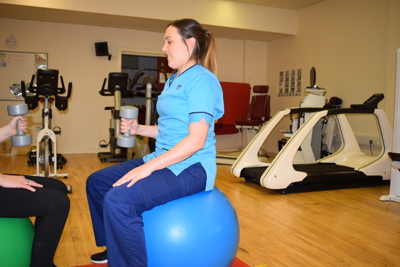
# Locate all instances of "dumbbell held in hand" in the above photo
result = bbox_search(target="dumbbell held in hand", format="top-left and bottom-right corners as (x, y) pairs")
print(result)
(117, 106), (139, 148)
(7, 104), (32, 147)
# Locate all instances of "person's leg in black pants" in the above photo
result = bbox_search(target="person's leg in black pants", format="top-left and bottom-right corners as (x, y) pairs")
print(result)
(0, 175), (70, 267)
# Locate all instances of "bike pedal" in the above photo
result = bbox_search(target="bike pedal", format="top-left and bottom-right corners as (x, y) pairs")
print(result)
(53, 126), (62, 135)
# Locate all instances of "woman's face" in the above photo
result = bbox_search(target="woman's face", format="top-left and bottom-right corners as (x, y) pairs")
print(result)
(162, 26), (195, 73)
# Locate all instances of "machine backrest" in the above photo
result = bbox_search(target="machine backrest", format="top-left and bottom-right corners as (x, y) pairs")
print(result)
(246, 85), (270, 121)
(215, 82), (251, 135)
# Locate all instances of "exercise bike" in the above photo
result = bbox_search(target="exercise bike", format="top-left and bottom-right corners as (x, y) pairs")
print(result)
(98, 70), (144, 162)
(21, 69), (72, 179)
(125, 70), (160, 159)
(98, 69), (165, 162)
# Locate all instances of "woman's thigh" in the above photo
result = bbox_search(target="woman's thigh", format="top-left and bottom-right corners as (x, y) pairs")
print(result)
(105, 162), (207, 216)
(86, 158), (146, 198)
(0, 183), (68, 218)
(27, 175), (68, 193)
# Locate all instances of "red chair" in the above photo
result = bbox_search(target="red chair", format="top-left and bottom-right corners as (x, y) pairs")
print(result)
(235, 85), (270, 132)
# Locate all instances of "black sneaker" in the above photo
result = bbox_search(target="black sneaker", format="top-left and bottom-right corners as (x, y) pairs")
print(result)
(90, 250), (108, 264)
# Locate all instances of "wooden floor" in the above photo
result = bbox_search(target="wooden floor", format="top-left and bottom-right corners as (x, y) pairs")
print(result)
(1, 153), (400, 267)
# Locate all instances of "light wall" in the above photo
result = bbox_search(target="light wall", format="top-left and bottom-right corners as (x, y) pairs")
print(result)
(0, 18), (266, 154)
(265, 0), (400, 153)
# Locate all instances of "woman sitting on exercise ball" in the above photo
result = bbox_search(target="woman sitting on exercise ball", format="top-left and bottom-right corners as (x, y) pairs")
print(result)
(0, 115), (70, 267)
(86, 18), (224, 266)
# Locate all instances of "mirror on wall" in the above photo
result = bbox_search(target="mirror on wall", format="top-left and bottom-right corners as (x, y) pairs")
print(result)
(0, 51), (48, 101)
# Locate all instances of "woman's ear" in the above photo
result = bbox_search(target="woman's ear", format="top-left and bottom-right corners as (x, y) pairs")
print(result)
(186, 37), (196, 51)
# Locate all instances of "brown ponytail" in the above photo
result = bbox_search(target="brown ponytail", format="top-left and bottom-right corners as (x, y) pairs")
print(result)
(168, 19), (218, 75)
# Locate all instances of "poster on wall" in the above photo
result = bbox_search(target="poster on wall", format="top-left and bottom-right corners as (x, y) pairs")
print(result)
(278, 68), (302, 97)
(0, 51), (48, 101)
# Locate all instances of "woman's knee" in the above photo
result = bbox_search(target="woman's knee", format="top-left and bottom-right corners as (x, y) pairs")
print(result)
(104, 187), (146, 217)
(43, 190), (70, 216)
(104, 187), (127, 206)
(86, 170), (104, 192)
(54, 190), (70, 210)
(49, 179), (69, 194)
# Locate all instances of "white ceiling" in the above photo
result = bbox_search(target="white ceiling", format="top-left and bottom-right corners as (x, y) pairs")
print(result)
(0, 0), (325, 42)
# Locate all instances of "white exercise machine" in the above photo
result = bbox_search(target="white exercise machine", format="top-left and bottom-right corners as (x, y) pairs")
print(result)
(283, 67), (330, 163)
(21, 69), (72, 179)
(380, 48), (400, 203)
(231, 93), (392, 194)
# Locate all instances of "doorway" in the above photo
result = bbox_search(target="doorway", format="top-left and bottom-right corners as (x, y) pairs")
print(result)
(120, 52), (173, 126)
(120, 54), (172, 106)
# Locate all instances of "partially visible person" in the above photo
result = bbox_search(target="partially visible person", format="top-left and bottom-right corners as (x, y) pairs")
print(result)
(86, 18), (224, 267)
(0, 115), (70, 267)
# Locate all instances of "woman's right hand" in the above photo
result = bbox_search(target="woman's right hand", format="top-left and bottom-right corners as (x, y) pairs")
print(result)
(8, 116), (28, 136)
(121, 118), (138, 135)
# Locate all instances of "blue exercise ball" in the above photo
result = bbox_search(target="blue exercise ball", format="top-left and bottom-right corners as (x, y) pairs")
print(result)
(143, 187), (240, 267)
(0, 217), (35, 267)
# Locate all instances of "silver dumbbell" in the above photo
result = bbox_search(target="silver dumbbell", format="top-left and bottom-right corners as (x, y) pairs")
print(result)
(7, 104), (32, 147)
(117, 106), (139, 148)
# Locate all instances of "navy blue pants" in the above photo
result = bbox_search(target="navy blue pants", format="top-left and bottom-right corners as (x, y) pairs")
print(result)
(86, 158), (207, 267)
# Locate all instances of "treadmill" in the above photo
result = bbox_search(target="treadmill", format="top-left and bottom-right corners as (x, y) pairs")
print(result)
(232, 94), (392, 194)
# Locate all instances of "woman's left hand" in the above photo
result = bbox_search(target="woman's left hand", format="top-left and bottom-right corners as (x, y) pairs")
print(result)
(113, 165), (152, 188)
(0, 174), (43, 192)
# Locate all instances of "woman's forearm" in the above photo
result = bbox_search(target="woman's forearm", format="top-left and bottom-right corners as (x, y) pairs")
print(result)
(135, 125), (159, 139)
(0, 125), (12, 143)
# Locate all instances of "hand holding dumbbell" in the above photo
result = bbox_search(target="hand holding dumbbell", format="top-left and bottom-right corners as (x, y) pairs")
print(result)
(117, 106), (139, 148)
(7, 104), (32, 147)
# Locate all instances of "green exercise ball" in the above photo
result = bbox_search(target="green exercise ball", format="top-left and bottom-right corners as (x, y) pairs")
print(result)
(0, 217), (35, 267)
